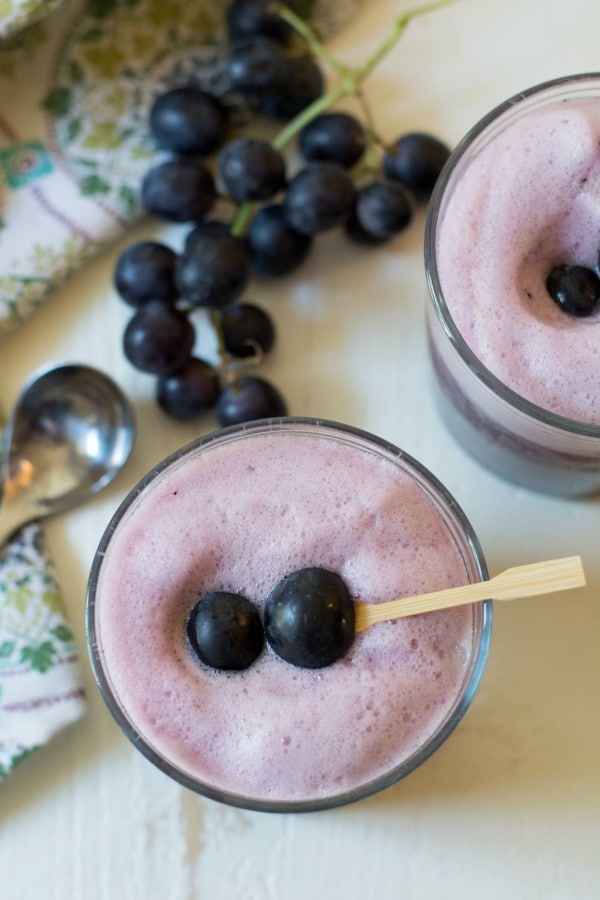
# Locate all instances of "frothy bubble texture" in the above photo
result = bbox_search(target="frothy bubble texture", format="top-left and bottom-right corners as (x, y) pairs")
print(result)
(437, 97), (600, 424)
(95, 431), (476, 803)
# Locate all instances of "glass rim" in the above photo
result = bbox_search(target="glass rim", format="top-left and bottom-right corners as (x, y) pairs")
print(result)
(86, 416), (493, 813)
(424, 71), (600, 440)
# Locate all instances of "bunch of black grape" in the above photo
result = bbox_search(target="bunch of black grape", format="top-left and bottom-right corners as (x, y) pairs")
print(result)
(114, 0), (451, 427)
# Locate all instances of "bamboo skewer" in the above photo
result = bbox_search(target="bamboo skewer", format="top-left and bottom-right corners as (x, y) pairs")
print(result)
(354, 555), (586, 633)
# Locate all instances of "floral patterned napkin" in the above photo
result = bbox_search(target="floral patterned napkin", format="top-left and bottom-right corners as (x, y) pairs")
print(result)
(0, 0), (69, 40)
(0, 0), (360, 339)
(0, 410), (86, 781)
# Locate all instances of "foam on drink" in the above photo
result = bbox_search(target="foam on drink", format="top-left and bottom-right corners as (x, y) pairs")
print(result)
(92, 426), (485, 805)
(436, 96), (600, 424)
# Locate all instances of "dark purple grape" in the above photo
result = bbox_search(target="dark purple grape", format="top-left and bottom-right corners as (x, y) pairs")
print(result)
(176, 231), (250, 308)
(283, 163), (355, 235)
(156, 357), (221, 419)
(220, 302), (275, 357)
(224, 36), (287, 96)
(546, 264), (600, 317)
(226, 0), (293, 44)
(259, 54), (324, 120)
(218, 137), (286, 202)
(247, 203), (312, 276)
(141, 159), (215, 223)
(264, 567), (355, 668)
(346, 180), (413, 244)
(187, 591), (264, 670)
(114, 241), (178, 306)
(184, 220), (232, 247)
(216, 376), (287, 426)
(123, 301), (195, 375)
(383, 132), (451, 199)
(299, 112), (366, 168)
(149, 87), (228, 156)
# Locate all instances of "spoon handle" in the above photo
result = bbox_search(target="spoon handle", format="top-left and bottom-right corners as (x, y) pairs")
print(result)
(354, 556), (586, 632)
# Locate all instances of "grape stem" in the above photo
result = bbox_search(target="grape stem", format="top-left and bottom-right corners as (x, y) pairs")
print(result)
(230, 0), (458, 236)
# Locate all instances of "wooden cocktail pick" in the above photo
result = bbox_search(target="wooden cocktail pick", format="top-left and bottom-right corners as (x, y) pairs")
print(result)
(354, 555), (586, 633)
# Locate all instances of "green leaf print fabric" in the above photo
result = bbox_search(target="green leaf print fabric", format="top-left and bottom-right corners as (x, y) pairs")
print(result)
(0, 520), (86, 781)
(0, 0), (360, 339)
(0, 410), (86, 781)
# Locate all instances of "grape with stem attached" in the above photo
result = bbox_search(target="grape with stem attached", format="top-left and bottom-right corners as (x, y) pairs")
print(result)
(115, 0), (457, 428)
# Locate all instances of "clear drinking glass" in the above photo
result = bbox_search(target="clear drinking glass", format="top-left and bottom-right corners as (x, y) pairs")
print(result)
(425, 73), (600, 496)
(87, 418), (492, 812)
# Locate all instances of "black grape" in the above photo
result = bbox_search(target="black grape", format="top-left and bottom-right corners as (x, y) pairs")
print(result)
(187, 591), (264, 671)
(156, 357), (221, 419)
(546, 265), (600, 317)
(383, 132), (451, 199)
(218, 138), (286, 202)
(176, 231), (251, 308)
(141, 159), (215, 223)
(216, 376), (287, 426)
(299, 112), (366, 168)
(346, 180), (413, 244)
(114, 241), (179, 306)
(149, 87), (229, 156)
(259, 54), (324, 120)
(220, 302), (276, 357)
(283, 163), (355, 234)
(264, 567), (355, 668)
(224, 36), (287, 96)
(123, 301), (195, 375)
(247, 203), (312, 276)
(226, 0), (293, 44)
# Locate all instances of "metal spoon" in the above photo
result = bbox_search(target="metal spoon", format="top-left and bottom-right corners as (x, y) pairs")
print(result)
(0, 363), (136, 548)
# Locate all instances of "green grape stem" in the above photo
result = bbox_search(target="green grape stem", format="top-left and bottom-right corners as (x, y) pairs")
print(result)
(230, 0), (458, 236)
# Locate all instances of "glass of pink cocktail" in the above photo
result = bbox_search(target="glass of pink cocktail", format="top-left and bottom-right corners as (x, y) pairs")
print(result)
(87, 418), (491, 812)
(425, 73), (600, 496)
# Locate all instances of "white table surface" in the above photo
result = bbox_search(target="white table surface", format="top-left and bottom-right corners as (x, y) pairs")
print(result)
(1, 1), (599, 897)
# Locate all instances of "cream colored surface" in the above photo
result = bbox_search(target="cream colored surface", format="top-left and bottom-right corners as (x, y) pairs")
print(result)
(1, 1), (599, 897)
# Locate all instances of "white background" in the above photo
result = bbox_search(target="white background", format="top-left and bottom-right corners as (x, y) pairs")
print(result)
(1, 0), (599, 897)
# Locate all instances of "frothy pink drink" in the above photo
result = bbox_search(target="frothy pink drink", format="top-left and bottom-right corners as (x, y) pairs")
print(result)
(426, 74), (600, 495)
(437, 96), (600, 424)
(88, 420), (490, 811)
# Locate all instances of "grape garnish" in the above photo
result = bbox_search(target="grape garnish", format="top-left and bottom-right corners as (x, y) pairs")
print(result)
(114, 0), (457, 427)
(546, 264), (600, 317)
(187, 591), (264, 670)
(187, 567), (356, 672)
(264, 567), (355, 668)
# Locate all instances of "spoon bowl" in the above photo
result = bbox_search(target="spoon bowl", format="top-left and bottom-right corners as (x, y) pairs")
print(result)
(0, 363), (136, 546)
